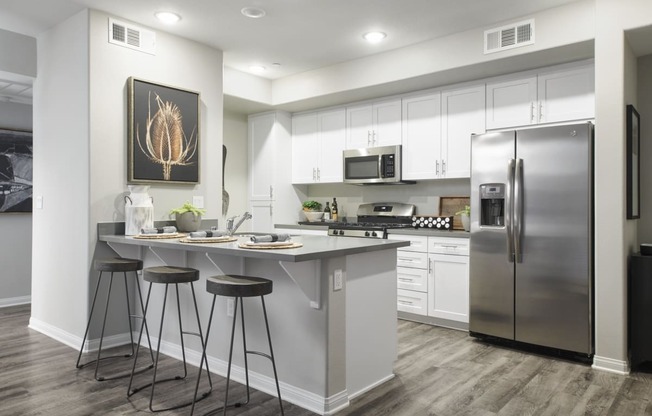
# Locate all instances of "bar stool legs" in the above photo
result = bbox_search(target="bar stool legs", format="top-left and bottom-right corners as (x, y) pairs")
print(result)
(76, 263), (154, 381)
(128, 267), (213, 413)
(191, 276), (284, 416)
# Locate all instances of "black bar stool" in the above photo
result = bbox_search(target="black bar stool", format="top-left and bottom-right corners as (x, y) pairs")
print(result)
(128, 265), (213, 412)
(76, 257), (154, 381)
(191, 275), (284, 416)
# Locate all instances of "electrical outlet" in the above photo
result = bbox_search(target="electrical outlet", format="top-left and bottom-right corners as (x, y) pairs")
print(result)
(227, 298), (235, 317)
(333, 269), (343, 291)
(192, 196), (204, 209)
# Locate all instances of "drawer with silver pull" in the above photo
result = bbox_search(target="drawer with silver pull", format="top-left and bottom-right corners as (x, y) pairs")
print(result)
(428, 237), (469, 256)
(396, 251), (428, 269)
(397, 266), (428, 292)
(397, 289), (428, 315)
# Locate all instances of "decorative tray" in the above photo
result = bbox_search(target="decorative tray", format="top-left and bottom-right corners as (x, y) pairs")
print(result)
(179, 237), (237, 244)
(132, 233), (185, 239)
(238, 242), (303, 250)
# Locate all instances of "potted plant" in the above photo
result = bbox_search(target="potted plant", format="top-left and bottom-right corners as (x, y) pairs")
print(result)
(170, 202), (206, 232)
(456, 205), (471, 232)
(302, 200), (324, 222)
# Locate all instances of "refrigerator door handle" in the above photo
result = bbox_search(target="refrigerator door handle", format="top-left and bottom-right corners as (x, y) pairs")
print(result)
(514, 158), (524, 263)
(506, 159), (515, 262)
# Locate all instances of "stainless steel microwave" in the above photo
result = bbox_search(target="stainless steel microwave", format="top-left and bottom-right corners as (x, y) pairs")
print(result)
(343, 145), (414, 185)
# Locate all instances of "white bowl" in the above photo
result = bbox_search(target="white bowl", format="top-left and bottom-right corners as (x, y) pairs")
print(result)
(303, 211), (324, 222)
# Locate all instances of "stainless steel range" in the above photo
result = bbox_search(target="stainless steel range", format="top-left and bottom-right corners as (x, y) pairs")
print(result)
(328, 202), (415, 238)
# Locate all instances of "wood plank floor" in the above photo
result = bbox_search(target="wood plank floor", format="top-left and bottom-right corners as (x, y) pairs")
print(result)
(2, 304), (651, 415)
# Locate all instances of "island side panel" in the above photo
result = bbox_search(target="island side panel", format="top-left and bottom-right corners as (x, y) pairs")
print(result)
(345, 248), (398, 398)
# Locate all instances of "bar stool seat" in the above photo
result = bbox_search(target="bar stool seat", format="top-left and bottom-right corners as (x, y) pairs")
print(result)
(76, 257), (153, 381)
(128, 265), (212, 412)
(191, 275), (283, 415)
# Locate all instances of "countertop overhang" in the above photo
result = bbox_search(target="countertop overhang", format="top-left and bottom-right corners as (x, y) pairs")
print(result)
(99, 233), (410, 262)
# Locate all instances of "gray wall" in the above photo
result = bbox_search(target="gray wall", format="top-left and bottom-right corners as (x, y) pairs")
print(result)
(0, 101), (32, 307)
(637, 54), (652, 244)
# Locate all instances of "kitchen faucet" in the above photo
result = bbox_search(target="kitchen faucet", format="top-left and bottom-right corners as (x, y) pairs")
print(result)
(226, 212), (252, 235)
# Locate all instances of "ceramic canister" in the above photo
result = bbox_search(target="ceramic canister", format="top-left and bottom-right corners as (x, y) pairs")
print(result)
(125, 185), (154, 235)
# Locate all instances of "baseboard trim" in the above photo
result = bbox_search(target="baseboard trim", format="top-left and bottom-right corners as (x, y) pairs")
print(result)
(27, 323), (355, 415)
(592, 355), (630, 375)
(0, 295), (31, 308)
(348, 373), (394, 400)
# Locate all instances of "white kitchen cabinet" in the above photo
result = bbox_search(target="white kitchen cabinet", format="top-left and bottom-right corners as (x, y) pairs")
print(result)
(486, 61), (594, 130)
(346, 98), (402, 149)
(402, 85), (483, 180)
(401, 92), (441, 180)
(537, 64), (595, 124)
(249, 111), (302, 233)
(441, 84), (485, 179)
(292, 108), (346, 184)
(427, 237), (469, 324)
(389, 234), (469, 324)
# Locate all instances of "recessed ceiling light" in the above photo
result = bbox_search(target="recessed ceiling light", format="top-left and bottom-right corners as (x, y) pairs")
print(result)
(363, 32), (387, 43)
(250, 65), (266, 73)
(241, 7), (266, 19)
(155, 11), (181, 24)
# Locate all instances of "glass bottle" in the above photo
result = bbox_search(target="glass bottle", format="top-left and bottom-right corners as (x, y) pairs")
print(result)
(323, 202), (331, 220)
(331, 198), (338, 221)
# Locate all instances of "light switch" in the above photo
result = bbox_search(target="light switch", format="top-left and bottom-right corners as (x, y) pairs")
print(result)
(192, 196), (204, 208)
(36, 196), (43, 209)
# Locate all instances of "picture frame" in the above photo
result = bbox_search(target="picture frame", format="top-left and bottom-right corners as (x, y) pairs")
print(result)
(627, 104), (640, 219)
(0, 128), (32, 213)
(128, 77), (200, 184)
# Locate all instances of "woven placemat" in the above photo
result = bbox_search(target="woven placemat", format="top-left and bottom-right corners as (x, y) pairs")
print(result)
(132, 233), (185, 239)
(238, 242), (303, 250)
(179, 237), (237, 244)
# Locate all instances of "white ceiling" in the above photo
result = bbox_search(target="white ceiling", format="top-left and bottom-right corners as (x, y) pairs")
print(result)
(1, 0), (584, 82)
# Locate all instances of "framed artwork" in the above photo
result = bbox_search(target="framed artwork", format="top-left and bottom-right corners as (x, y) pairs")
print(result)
(128, 77), (200, 184)
(0, 128), (32, 213)
(627, 104), (640, 219)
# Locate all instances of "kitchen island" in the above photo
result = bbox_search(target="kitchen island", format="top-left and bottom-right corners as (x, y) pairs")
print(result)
(99, 229), (409, 415)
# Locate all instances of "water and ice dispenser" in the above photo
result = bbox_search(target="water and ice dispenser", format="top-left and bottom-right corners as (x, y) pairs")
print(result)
(479, 184), (505, 227)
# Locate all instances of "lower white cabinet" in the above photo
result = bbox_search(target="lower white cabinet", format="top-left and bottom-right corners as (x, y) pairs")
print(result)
(389, 234), (469, 325)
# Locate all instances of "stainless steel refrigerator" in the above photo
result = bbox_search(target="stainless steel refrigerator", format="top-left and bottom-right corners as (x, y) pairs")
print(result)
(469, 122), (593, 356)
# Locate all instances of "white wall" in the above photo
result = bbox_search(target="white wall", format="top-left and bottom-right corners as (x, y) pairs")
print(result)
(30, 8), (224, 346)
(0, 27), (36, 79)
(0, 101), (32, 307)
(592, 0), (652, 374)
(223, 110), (249, 227)
(31, 9), (90, 338)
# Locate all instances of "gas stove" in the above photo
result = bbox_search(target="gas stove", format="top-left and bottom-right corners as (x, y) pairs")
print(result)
(327, 202), (416, 239)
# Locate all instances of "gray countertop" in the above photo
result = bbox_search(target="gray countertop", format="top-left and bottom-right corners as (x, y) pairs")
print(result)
(99, 233), (410, 262)
(275, 223), (469, 238)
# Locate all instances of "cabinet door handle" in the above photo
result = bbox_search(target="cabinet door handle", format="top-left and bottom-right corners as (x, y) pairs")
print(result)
(317, 167), (320, 181)
(367, 131), (371, 146)
(398, 299), (414, 306)
(398, 277), (414, 282)
(269, 204), (273, 216)
(436, 160), (440, 176)
(530, 102), (535, 123)
(312, 167), (316, 181)
(373, 130), (377, 146)
(442, 160), (446, 176)
(539, 102), (543, 121)
(269, 186), (273, 199)
(428, 259), (433, 274)
(398, 257), (417, 262)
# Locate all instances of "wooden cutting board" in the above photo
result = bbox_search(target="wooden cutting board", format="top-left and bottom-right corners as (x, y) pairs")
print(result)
(439, 197), (470, 230)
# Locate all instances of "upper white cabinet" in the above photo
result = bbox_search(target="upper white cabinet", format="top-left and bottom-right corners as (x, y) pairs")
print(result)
(346, 98), (402, 149)
(401, 92), (441, 180)
(486, 61), (594, 130)
(292, 108), (346, 184)
(441, 84), (485, 179)
(402, 84), (484, 180)
(249, 111), (301, 232)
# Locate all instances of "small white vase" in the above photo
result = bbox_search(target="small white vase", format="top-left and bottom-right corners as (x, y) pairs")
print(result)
(461, 214), (470, 232)
(125, 185), (154, 235)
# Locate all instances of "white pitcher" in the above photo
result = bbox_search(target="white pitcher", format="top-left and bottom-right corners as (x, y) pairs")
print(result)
(124, 185), (154, 235)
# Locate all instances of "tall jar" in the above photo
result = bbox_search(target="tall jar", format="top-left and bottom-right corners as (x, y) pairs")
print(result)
(124, 185), (154, 235)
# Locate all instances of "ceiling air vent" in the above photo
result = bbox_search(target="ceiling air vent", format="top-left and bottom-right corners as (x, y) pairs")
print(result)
(484, 19), (534, 54)
(108, 18), (156, 55)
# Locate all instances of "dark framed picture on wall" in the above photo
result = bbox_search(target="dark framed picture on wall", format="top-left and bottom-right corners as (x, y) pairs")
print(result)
(0, 128), (32, 213)
(627, 104), (640, 219)
(128, 77), (200, 184)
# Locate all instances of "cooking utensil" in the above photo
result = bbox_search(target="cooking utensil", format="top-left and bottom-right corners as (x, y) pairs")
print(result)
(222, 144), (229, 217)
